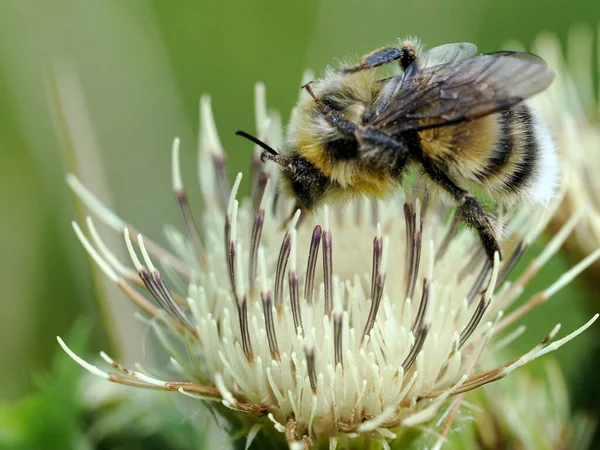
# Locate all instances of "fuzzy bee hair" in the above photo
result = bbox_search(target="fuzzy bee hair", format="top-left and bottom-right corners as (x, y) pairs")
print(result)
(237, 38), (556, 261)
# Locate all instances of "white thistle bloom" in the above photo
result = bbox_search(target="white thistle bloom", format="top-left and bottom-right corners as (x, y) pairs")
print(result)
(58, 83), (599, 449)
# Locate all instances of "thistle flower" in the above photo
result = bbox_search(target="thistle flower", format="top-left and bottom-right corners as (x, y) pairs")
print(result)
(58, 83), (599, 449)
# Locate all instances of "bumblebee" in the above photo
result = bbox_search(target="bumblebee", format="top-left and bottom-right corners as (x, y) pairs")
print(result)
(237, 40), (557, 261)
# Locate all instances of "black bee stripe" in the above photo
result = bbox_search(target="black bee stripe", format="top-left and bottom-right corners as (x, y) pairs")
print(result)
(324, 137), (359, 160)
(397, 129), (423, 178)
(478, 109), (514, 180)
(504, 105), (537, 193)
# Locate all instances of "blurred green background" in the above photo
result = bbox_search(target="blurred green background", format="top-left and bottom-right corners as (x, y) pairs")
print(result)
(1, 0), (600, 448)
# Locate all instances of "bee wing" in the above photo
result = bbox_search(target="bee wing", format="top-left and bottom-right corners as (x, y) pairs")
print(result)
(371, 52), (554, 133)
(417, 42), (478, 68)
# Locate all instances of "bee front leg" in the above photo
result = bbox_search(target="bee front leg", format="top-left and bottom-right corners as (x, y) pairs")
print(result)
(282, 203), (309, 230)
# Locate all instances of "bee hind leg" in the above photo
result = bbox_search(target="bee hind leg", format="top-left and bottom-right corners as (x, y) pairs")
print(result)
(455, 196), (502, 262)
(420, 156), (502, 262)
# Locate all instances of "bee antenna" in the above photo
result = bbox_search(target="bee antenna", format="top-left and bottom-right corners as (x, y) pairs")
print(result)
(235, 130), (279, 156)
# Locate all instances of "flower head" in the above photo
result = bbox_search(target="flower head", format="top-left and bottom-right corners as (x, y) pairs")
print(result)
(59, 82), (599, 449)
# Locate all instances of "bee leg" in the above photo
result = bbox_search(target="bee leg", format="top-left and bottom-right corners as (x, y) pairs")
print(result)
(342, 47), (404, 73)
(420, 157), (502, 262)
(282, 204), (309, 230)
(308, 94), (410, 167)
(302, 83), (359, 137)
(455, 196), (502, 262)
(342, 41), (419, 73)
(309, 96), (406, 154)
(355, 127), (410, 170)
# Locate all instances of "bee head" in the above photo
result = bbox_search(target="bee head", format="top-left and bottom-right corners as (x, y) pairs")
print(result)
(235, 130), (328, 210)
(280, 153), (330, 210)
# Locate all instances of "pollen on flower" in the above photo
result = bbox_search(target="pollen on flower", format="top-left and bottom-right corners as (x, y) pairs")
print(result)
(59, 82), (599, 449)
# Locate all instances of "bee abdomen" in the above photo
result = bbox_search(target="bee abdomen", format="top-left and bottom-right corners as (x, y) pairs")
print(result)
(478, 108), (514, 179)
(503, 105), (538, 192)
(479, 104), (557, 204)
